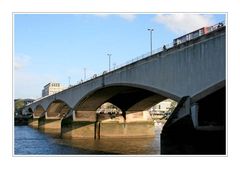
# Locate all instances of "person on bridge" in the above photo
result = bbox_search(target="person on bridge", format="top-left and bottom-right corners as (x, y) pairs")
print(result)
(163, 45), (167, 51)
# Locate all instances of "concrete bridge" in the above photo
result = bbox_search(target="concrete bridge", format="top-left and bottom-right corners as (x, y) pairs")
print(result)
(23, 26), (226, 153)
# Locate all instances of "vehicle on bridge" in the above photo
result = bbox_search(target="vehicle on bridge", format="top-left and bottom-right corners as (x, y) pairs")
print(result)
(173, 22), (224, 46)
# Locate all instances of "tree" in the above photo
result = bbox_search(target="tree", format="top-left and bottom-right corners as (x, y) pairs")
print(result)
(15, 99), (25, 115)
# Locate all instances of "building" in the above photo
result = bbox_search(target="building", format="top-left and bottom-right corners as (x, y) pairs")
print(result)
(96, 102), (122, 114)
(149, 99), (177, 115)
(42, 82), (65, 97)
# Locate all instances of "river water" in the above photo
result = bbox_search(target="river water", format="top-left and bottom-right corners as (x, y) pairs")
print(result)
(14, 124), (162, 155)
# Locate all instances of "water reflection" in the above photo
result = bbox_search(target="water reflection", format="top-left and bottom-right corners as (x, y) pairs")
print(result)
(57, 134), (160, 155)
(15, 124), (162, 155)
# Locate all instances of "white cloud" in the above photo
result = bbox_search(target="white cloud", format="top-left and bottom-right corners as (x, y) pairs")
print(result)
(14, 54), (31, 70)
(154, 14), (214, 34)
(118, 14), (136, 21)
(94, 14), (109, 18)
(95, 14), (136, 21)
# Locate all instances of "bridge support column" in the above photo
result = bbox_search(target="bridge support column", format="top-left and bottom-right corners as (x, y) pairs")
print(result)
(61, 110), (96, 139)
(38, 112), (62, 134)
(28, 118), (39, 129)
(98, 111), (155, 138)
(161, 92), (225, 154)
(161, 96), (196, 154)
(97, 113), (124, 138)
(191, 103), (199, 128)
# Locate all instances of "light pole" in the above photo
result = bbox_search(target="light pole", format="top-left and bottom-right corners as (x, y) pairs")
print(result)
(147, 28), (154, 56)
(107, 53), (111, 71)
(84, 68), (86, 81)
(113, 63), (116, 70)
(68, 76), (71, 86)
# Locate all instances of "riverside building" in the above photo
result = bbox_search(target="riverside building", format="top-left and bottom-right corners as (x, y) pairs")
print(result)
(42, 82), (65, 97)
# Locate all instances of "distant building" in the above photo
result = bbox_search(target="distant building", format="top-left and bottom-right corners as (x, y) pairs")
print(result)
(96, 102), (122, 114)
(149, 99), (177, 114)
(42, 82), (65, 97)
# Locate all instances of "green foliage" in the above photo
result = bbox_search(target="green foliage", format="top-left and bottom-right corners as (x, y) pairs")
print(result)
(15, 99), (25, 113)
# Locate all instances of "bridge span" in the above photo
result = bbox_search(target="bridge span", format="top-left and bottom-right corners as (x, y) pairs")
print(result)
(23, 25), (226, 154)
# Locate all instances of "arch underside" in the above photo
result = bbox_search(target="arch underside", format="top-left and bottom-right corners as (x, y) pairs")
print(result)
(46, 100), (71, 118)
(75, 86), (168, 114)
(32, 81), (225, 120)
(33, 105), (45, 117)
(191, 80), (225, 102)
(197, 86), (226, 126)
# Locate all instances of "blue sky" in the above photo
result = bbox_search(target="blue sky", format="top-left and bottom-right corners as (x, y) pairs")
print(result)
(14, 13), (225, 99)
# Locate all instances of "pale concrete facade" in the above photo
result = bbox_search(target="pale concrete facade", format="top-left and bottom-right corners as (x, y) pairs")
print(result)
(42, 82), (65, 97)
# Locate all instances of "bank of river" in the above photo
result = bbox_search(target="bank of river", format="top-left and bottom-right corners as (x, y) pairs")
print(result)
(14, 124), (162, 155)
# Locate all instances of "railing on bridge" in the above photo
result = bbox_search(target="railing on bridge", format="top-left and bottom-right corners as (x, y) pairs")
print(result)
(32, 21), (225, 103)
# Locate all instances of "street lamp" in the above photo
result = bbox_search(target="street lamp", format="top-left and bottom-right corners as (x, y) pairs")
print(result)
(68, 76), (71, 86)
(113, 63), (116, 70)
(84, 68), (86, 81)
(107, 53), (112, 71)
(147, 28), (154, 56)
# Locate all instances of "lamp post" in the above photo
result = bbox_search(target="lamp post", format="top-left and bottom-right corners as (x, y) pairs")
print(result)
(107, 53), (111, 71)
(147, 28), (154, 56)
(84, 68), (86, 81)
(113, 63), (116, 70)
(68, 76), (71, 86)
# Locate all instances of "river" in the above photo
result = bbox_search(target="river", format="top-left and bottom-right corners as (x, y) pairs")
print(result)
(14, 123), (162, 155)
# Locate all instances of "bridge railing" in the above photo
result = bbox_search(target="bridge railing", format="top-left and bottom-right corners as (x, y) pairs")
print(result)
(31, 21), (225, 103)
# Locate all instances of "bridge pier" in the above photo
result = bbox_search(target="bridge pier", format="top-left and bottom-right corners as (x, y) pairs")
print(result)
(61, 110), (155, 139)
(38, 112), (62, 134)
(161, 88), (225, 155)
(61, 110), (96, 139)
(28, 118), (39, 129)
(97, 111), (154, 138)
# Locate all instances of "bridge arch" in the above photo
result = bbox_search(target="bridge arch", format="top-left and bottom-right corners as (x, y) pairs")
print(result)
(96, 102), (124, 121)
(28, 107), (33, 114)
(73, 83), (178, 117)
(46, 99), (71, 118)
(33, 105), (45, 117)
